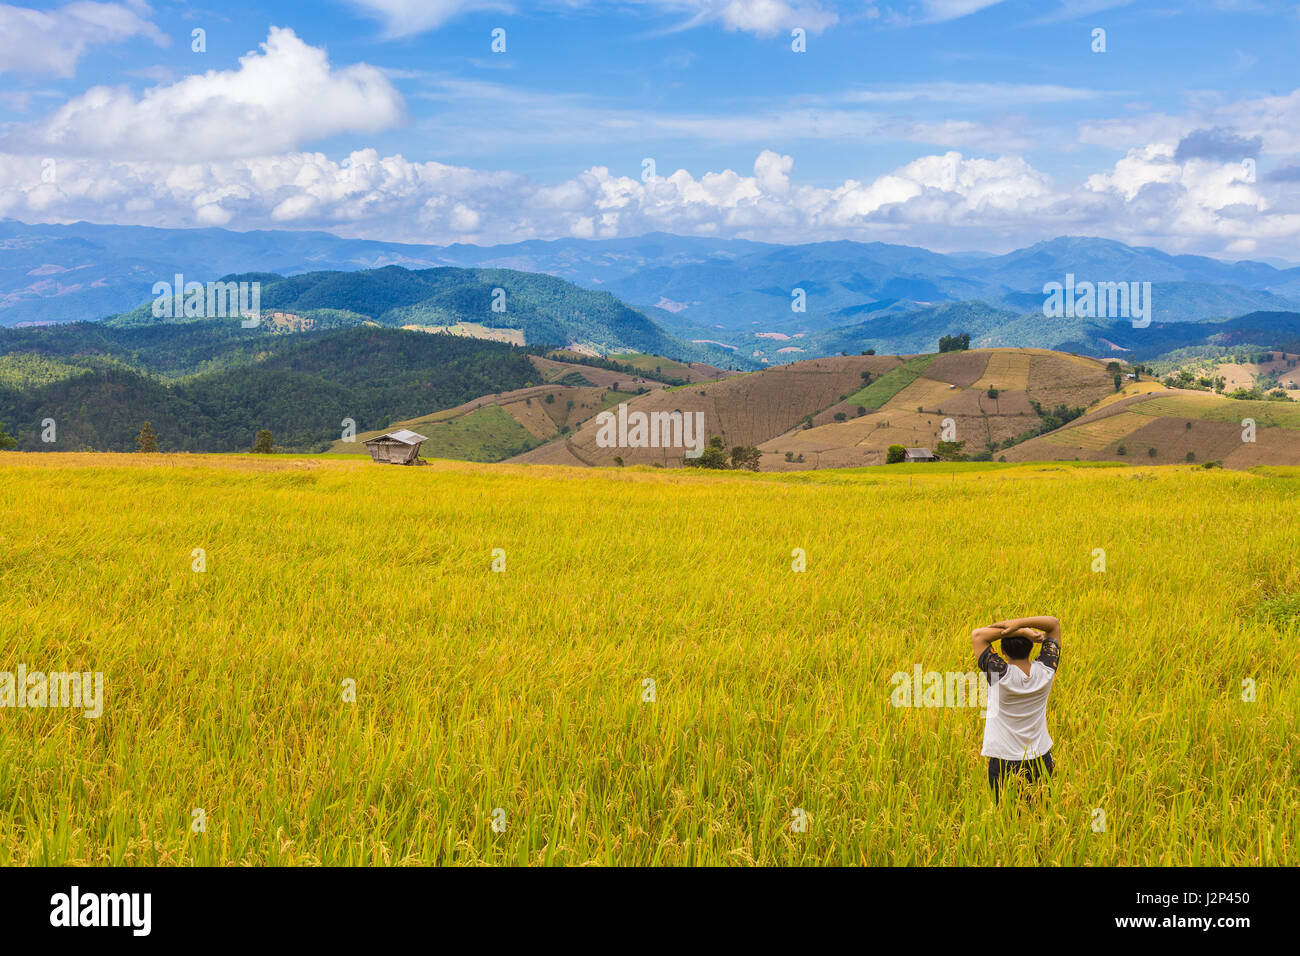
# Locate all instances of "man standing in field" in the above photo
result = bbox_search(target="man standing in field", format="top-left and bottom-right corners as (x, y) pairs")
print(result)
(970, 615), (1062, 802)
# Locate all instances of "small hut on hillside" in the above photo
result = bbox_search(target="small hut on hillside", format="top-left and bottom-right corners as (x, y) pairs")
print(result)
(363, 429), (428, 465)
(904, 447), (937, 463)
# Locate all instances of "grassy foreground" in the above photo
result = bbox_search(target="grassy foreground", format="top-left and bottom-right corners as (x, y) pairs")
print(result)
(0, 453), (1296, 866)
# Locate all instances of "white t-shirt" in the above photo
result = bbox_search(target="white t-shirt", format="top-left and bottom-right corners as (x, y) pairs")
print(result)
(980, 654), (1055, 760)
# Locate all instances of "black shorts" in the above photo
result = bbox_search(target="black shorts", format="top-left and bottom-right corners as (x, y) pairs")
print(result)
(988, 750), (1054, 801)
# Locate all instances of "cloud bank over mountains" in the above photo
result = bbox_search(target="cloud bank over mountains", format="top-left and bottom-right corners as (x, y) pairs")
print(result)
(1, 13), (1299, 258)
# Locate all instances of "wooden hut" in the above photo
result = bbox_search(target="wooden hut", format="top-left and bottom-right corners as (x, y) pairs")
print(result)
(904, 447), (937, 463)
(363, 429), (428, 465)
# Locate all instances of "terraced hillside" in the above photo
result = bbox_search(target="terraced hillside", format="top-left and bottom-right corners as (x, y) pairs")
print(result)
(757, 348), (1117, 470)
(511, 354), (902, 467)
(1006, 389), (1300, 468)
(507, 348), (1117, 469)
(329, 345), (1294, 471)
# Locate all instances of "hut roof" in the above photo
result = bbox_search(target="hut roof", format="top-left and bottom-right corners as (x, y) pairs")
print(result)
(364, 429), (428, 446)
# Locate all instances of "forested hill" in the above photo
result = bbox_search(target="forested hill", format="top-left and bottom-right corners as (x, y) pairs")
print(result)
(102, 264), (710, 361)
(0, 326), (539, 452)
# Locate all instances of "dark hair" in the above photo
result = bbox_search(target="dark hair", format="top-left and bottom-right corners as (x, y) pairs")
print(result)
(1001, 634), (1033, 661)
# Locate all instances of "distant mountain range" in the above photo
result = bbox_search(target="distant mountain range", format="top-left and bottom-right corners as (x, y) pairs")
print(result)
(5, 219), (1300, 364)
(100, 265), (710, 361)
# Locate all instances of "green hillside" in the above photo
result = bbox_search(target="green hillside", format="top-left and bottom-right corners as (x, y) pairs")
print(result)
(417, 404), (543, 462)
(101, 265), (703, 359)
(0, 327), (537, 453)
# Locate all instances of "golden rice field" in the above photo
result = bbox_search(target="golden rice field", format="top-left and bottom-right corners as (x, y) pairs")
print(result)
(0, 453), (1297, 866)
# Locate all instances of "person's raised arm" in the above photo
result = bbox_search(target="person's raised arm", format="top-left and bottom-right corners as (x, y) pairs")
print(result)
(990, 615), (1061, 644)
(970, 625), (1006, 653)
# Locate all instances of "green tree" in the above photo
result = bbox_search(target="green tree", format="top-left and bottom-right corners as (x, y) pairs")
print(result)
(730, 445), (761, 471)
(938, 332), (970, 353)
(252, 429), (274, 453)
(935, 440), (967, 461)
(886, 444), (906, 464)
(687, 435), (731, 469)
(136, 421), (158, 453)
(0, 422), (16, 450)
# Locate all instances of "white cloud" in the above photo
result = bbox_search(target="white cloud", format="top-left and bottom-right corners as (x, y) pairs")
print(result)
(753, 149), (793, 194)
(1079, 88), (1300, 159)
(844, 81), (1108, 107)
(890, 0), (1007, 24)
(342, 0), (837, 38)
(3, 136), (1300, 256)
(0, 1), (168, 77)
(12, 27), (404, 160)
(342, 0), (510, 37)
(1081, 142), (1300, 246)
(710, 0), (838, 34)
(1084, 143), (1181, 201)
(0, 147), (1065, 248)
(1025, 0), (1135, 26)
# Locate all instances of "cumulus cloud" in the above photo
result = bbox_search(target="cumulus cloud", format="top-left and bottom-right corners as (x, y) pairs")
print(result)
(1086, 143), (1262, 209)
(0, 1), (168, 77)
(10, 27), (404, 160)
(11, 140), (1300, 255)
(1082, 142), (1300, 248)
(0, 147), (1066, 248)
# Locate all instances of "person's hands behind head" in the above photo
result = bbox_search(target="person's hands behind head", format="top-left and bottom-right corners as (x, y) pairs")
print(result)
(999, 625), (1043, 642)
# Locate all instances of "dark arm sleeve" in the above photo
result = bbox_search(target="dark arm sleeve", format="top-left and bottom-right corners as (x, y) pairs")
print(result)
(978, 646), (1007, 685)
(1037, 636), (1061, 671)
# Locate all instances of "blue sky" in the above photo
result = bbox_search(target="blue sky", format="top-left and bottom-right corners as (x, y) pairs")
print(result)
(2, 1), (1299, 256)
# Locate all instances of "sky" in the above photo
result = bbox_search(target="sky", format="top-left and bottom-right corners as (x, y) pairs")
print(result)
(1, 0), (1299, 258)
